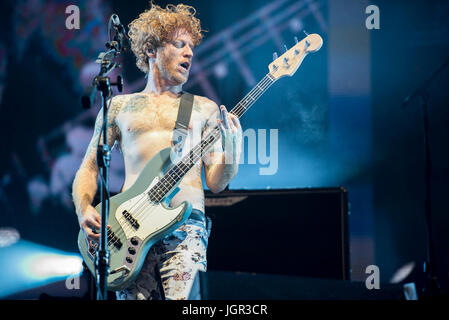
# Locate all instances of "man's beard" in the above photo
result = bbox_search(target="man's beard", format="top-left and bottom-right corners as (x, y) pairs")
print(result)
(161, 61), (189, 86)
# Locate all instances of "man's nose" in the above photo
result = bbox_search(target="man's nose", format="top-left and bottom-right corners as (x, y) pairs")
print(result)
(183, 46), (193, 59)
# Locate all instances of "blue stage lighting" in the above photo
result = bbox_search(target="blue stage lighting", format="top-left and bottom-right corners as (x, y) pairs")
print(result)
(0, 240), (83, 298)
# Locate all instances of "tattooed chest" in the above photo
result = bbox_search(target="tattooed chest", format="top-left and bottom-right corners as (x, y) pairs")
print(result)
(116, 112), (171, 136)
(116, 95), (178, 135)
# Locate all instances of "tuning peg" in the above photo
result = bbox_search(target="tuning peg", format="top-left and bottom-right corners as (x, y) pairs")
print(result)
(272, 52), (279, 69)
(303, 30), (309, 36)
(283, 45), (288, 52)
(294, 36), (299, 44)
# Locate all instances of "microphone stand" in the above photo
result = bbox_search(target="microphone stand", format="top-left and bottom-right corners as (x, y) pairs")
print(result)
(402, 55), (449, 298)
(81, 15), (125, 300)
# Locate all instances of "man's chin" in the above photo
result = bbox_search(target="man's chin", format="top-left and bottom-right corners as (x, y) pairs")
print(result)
(173, 74), (189, 86)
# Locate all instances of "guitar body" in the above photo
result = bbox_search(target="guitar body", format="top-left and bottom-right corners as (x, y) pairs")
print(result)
(78, 147), (192, 291)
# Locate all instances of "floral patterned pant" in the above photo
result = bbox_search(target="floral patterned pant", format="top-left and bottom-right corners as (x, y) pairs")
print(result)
(116, 210), (211, 300)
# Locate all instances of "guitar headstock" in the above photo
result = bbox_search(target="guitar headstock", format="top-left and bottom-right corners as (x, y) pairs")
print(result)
(268, 33), (323, 80)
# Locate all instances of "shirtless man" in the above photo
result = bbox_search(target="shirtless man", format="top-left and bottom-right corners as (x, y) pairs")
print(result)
(72, 4), (242, 300)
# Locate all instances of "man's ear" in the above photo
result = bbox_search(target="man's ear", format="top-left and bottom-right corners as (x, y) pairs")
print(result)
(146, 48), (156, 59)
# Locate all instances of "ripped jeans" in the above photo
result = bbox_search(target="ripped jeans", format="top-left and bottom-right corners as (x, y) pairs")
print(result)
(116, 209), (211, 300)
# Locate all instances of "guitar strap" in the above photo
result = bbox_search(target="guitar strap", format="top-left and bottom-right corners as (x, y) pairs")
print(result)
(172, 92), (194, 155)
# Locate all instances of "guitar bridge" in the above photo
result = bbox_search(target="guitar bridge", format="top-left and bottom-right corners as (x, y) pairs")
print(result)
(110, 265), (131, 275)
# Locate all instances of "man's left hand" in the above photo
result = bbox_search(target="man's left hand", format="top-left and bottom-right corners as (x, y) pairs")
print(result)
(218, 105), (243, 164)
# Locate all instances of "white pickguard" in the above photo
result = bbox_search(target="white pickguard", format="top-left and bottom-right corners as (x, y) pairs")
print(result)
(115, 177), (184, 240)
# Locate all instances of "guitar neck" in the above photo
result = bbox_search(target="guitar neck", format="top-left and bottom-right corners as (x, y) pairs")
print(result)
(229, 73), (276, 118)
(149, 73), (276, 201)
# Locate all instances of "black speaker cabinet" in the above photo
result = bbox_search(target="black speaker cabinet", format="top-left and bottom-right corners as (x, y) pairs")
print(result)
(196, 271), (404, 300)
(205, 188), (350, 280)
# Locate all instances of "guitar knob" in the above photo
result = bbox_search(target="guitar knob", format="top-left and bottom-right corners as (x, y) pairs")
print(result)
(128, 247), (136, 255)
(130, 237), (139, 246)
(126, 257), (133, 264)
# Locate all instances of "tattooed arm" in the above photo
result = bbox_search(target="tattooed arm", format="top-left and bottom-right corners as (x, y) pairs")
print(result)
(202, 100), (243, 193)
(72, 96), (123, 242)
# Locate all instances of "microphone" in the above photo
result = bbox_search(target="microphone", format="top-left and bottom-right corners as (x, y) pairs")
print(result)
(111, 14), (129, 43)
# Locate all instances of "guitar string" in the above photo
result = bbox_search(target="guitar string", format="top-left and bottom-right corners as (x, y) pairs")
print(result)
(113, 73), (274, 231)
(97, 73), (276, 251)
(122, 74), (275, 226)
(101, 74), (275, 251)
(112, 73), (276, 242)
(124, 73), (275, 223)
(115, 73), (274, 226)
(103, 81), (272, 251)
(102, 74), (275, 252)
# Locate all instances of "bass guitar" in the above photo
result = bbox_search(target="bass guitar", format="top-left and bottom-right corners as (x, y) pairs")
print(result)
(78, 33), (323, 290)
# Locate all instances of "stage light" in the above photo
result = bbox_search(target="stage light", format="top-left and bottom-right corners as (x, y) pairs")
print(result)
(289, 18), (303, 32)
(25, 254), (83, 280)
(0, 240), (83, 298)
(213, 62), (228, 79)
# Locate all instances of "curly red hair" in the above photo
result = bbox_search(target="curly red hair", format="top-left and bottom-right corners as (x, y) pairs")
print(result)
(128, 2), (204, 73)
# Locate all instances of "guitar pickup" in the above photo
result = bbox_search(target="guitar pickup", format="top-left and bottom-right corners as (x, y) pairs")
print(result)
(86, 229), (122, 255)
(107, 228), (123, 250)
(122, 210), (140, 230)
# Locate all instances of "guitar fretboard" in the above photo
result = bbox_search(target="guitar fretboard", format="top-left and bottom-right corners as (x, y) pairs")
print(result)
(148, 73), (276, 202)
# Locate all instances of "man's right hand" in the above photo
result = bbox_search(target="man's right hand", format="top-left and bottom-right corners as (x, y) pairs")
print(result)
(78, 205), (103, 243)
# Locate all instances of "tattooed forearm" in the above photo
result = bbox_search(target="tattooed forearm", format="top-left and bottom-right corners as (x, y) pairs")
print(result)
(86, 97), (123, 157)
(72, 96), (123, 214)
(83, 114), (102, 160)
(201, 100), (241, 193)
(204, 153), (238, 193)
